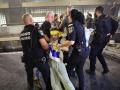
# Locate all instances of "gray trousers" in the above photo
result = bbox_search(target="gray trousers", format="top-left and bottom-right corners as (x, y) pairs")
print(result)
(49, 60), (75, 90)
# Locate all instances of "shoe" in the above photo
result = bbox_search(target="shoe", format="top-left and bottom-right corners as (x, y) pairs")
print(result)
(102, 69), (109, 74)
(86, 69), (95, 75)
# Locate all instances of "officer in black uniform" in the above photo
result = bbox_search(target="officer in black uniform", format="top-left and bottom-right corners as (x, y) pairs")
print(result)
(41, 12), (54, 42)
(20, 14), (52, 90)
(86, 6), (110, 75)
(59, 9), (87, 90)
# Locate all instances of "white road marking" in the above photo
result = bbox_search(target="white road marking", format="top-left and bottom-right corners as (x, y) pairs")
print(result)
(0, 51), (23, 55)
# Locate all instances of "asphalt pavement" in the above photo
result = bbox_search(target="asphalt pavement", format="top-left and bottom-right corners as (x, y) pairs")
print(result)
(0, 52), (120, 90)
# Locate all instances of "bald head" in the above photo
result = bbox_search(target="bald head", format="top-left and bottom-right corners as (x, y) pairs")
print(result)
(22, 14), (34, 25)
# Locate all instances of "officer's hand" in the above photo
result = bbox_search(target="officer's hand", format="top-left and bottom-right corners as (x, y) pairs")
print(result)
(60, 47), (69, 51)
(58, 44), (62, 48)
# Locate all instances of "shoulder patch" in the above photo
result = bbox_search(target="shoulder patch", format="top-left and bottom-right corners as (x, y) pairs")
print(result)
(38, 30), (44, 36)
(68, 23), (73, 27)
(68, 26), (74, 34)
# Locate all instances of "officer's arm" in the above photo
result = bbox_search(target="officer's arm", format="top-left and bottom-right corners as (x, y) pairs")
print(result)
(41, 22), (50, 42)
(44, 35), (50, 42)
(39, 38), (49, 50)
(60, 46), (69, 51)
(59, 40), (75, 47)
(59, 23), (75, 47)
(36, 29), (49, 50)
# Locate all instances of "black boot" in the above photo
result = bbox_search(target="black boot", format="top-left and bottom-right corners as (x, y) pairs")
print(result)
(102, 69), (109, 74)
(86, 69), (95, 75)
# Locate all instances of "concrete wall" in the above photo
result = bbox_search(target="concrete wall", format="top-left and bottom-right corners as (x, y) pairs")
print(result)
(0, 25), (23, 37)
(0, 25), (23, 52)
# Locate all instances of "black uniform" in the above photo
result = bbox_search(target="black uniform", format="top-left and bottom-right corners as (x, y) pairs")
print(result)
(66, 21), (87, 90)
(20, 24), (52, 90)
(89, 15), (111, 73)
(41, 21), (51, 39)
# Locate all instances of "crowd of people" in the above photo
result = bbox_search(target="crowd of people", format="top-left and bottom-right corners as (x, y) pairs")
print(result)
(20, 5), (118, 90)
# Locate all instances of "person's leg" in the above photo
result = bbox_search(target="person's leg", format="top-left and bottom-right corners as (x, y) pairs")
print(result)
(49, 61), (63, 90)
(56, 61), (75, 90)
(25, 62), (34, 89)
(76, 55), (86, 90)
(85, 46), (90, 59)
(89, 46), (98, 72)
(97, 46), (109, 73)
(37, 63), (52, 90)
(63, 51), (69, 63)
(66, 53), (77, 77)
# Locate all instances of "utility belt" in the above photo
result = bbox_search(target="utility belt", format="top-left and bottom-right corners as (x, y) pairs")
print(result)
(68, 44), (83, 58)
(74, 45), (83, 53)
(21, 55), (48, 64)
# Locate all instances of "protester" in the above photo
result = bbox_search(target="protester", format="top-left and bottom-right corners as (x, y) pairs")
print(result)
(49, 28), (75, 90)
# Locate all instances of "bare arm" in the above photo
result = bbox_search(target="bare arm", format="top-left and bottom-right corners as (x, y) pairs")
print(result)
(60, 47), (69, 51)
(44, 35), (50, 42)
(39, 38), (49, 50)
(59, 40), (75, 48)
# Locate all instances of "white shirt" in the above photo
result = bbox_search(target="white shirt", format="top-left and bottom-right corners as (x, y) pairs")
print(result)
(84, 27), (94, 47)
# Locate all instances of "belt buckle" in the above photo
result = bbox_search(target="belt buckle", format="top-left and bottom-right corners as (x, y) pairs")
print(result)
(41, 57), (46, 63)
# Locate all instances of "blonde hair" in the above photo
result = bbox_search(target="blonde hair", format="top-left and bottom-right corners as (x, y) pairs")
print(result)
(46, 11), (54, 18)
(22, 13), (32, 23)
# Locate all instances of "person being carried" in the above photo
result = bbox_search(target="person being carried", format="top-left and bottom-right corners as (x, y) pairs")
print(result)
(49, 28), (75, 90)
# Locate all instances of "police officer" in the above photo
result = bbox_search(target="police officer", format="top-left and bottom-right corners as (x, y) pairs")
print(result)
(86, 6), (110, 75)
(20, 14), (52, 90)
(41, 12), (54, 42)
(59, 9), (87, 90)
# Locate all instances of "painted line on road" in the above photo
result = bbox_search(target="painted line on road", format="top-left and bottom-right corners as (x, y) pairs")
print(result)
(0, 52), (23, 55)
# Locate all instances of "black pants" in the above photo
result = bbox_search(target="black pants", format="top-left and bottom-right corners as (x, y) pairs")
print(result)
(24, 61), (52, 90)
(89, 45), (108, 71)
(66, 52), (86, 90)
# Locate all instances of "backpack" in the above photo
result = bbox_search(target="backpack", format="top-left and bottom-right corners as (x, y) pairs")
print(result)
(110, 18), (119, 35)
(102, 16), (118, 36)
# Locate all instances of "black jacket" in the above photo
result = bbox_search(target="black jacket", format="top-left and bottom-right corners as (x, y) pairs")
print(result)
(92, 15), (112, 46)
(20, 24), (46, 61)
